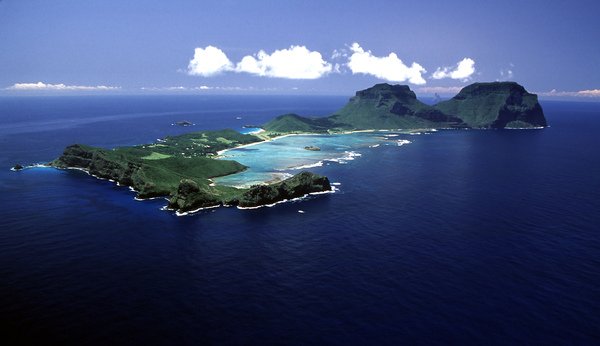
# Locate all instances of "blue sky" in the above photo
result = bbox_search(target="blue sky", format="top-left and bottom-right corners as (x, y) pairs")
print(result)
(1, 0), (599, 97)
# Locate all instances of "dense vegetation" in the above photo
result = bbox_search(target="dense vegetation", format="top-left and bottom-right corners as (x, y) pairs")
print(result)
(263, 114), (333, 134)
(50, 129), (332, 212)
(169, 171), (331, 212)
(263, 82), (546, 132)
(142, 129), (261, 157)
(435, 82), (547, 128)
(51, 130), (261, 198)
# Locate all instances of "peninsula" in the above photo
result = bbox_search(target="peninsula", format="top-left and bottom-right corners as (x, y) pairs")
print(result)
(49, 129), (332, 213)
(48, 82), (546, 214)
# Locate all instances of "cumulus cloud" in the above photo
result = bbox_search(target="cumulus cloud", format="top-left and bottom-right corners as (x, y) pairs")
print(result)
(235, 45), (332, 79)
(187, 45), (234, 76)
(185, 44), (480, 85)
(187, 45), (332, 79)
(416, 86), (463, 94)
(7, 82), (120, 91)
(346, 43), (426, 84)
(432, 58), (476, 81)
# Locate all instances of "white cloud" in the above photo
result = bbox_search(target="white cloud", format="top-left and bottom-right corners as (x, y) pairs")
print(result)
(141, 86), (189, 91)
(500, 69), (514, 79)
(187, 45), (234, 76)
(140, 85), (278, 92)
(432, 58), (476, 81)
(331, 49), (346, 60)
(6, 82), (120, 91)
(498, 64), (514, 81)
(333, 63), (341, 73)
(141, 86), (212, 91)
(346, 43), (426, 85)
(537, 89), (600, 98)
(235, 45), (332, 79)
(576, 89), (600, 97)
(187, 45), (333, 79)
(417, 86), (463, 94)
(184, 44), (480, 85)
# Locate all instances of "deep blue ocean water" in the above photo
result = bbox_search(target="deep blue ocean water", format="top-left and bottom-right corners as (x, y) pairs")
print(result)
(1, 95), (599, 345)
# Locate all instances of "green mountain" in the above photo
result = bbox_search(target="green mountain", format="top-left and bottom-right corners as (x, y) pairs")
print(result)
(263, 82), (547, 132)
(435, 82), (547, 128)
(263, 113), (333, 133)
(330, 83), (465, 129)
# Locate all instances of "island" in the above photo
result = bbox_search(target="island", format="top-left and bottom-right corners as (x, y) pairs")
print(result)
(46, 81), (546, 214)
(304, 146), (321, 151)
(263, 81), (547, 132)
(174, 120), (194, 126)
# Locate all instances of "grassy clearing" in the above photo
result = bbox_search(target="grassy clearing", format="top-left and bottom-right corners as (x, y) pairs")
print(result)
(141, 152), (172, 160)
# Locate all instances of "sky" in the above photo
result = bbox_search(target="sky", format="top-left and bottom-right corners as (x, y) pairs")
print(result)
(1, 0), (599, 97)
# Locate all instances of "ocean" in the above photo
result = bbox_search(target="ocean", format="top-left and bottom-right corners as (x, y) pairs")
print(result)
(1, 95), (599, 344)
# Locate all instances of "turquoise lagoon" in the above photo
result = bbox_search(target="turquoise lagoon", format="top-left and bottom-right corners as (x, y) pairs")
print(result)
(215, 131), (413, 187)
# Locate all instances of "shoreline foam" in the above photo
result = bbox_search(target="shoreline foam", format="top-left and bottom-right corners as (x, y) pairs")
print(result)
(235, 186), (337, 210)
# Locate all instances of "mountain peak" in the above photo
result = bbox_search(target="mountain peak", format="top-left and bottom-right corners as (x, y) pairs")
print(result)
(354, 83), (417, 101)
(454, 81), (528, 99)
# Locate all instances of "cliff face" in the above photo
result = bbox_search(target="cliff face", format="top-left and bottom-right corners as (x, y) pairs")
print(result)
(167, 179), (221, 212)
(50, 144), (157, 195)
(263, 82), (547, 131)
(434, 82), (547, 128)
(330, 83), (465, 129)
(49, 143), (246, 199)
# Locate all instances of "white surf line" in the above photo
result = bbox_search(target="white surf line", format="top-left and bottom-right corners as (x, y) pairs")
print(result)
(49, 166), (156, 201)
(236, 187), (337, 210)
(172, 187), (338, 216)
(216, 136), (283, 157)
(216, 129), (388, 157)
(285, 161), (324, 170)
(10, 163), (53, 171)
(174, 204), (221, 217)
(245, 128), (266, 135)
